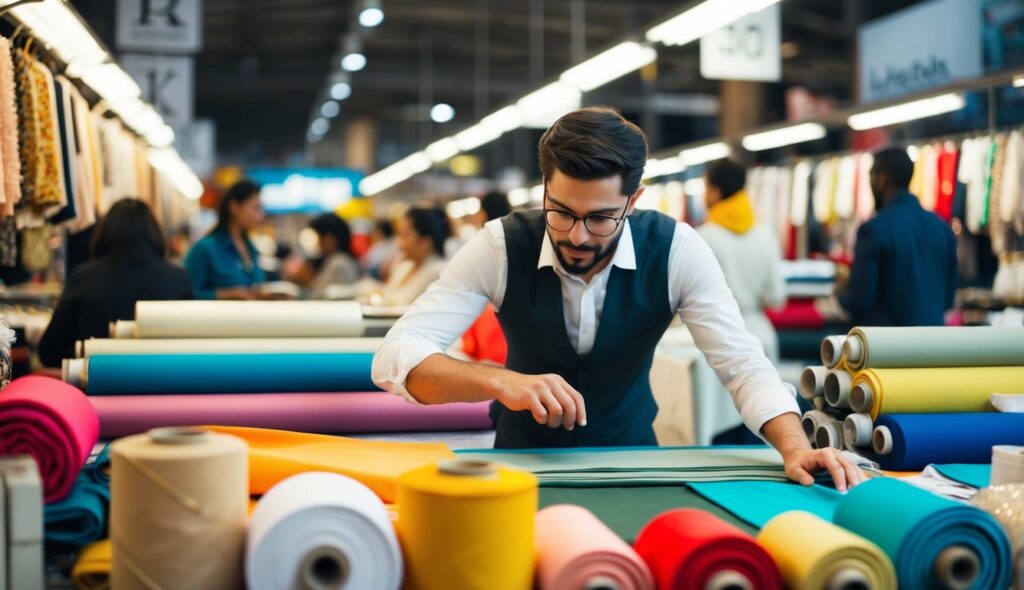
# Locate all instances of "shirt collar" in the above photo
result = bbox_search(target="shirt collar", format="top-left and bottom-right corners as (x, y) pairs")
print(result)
(538, 217), (637, 272)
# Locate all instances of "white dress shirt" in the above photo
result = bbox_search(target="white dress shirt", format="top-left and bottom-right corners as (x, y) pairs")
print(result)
(372, 217), (800, 436)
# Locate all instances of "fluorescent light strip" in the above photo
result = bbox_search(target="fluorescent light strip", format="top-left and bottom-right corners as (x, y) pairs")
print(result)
(742, 123), (827, 152)
(481, 105), (525, 134)
(426, 138), (459, 162)
(517, 82), (581, 128)
(847, 93), (966, 131)
(11, 1), (107, 70)
(560, 41), (657, 92)
(646, 0), (781, 47)
(643, 157), (685, 180)
(679, 142), (731, 166)
(1015, 76), (1024, 88)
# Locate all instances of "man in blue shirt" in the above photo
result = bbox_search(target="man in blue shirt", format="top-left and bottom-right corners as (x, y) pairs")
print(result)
(838, 148), (958, 326)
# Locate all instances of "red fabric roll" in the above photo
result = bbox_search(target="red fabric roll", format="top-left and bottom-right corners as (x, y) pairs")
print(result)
(633, 508), (782, 590)
(0, 376), (98, 503)
(764, 299), (824, 330)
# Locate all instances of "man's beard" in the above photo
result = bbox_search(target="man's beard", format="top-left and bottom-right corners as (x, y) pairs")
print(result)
(551, 230), (623, 276)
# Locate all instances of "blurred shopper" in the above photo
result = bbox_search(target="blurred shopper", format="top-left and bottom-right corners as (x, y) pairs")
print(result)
(308, 213), (360, 299)
(374, 207), (449, 306)
(360, 219), (397, 280)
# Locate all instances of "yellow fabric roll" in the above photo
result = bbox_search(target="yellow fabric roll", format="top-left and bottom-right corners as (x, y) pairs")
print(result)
(758, 511), (896, 590)
(205, 426), (454, 503)
(397, 460), (537, 590)
(853, 367), (1024, 419)
(72, 540), (111, 590)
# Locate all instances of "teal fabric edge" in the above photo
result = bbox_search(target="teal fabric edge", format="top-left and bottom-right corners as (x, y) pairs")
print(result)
(455, 444), (771, 454)
(931, 463), (992, 489)
(687, 481), (844, 529)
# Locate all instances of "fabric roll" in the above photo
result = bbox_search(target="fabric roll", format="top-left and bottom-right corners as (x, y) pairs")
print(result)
(78, 336), (384, 357)
(800, 366), (828, 400)
(992, 446), (1024, 486)
(815, 420), (844, 450)
(824, 370), (853, 409)
(845, 326), (1024, 371)
(833, 478), (1013, 590)
(133, 300), (364, 338)
(842, 413), (873, 449)
(801, 410), (833, 440)
(820, 336), (846, 369)
(535, 504), (654, 590)
(247, 472), (402, 590)
(89, 392), (492, 438)
(72, 539), (110, 590)
(758, 511), (896, 590)
(633, 508), (782, 590)
(869, 413), (1024, 471)
(74, 352), (376, 394)
(206, 426), (454, 503)
(851, 367), (1024, 419)
(111, 428), (249, 590)
(398, 460), (537, 590)
(0, 375), (99, 503)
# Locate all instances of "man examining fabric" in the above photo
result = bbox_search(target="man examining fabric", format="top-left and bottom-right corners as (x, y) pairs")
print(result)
(837, 148), (958, 326)
(373, 107), (864, 490)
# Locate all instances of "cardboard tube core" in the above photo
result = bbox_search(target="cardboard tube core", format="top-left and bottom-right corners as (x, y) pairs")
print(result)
(843, 336), (863, 364)
(850, 383), (874, 413)
(301, 546), (350, 590)
(704, 571), (753, 590)
(584, 576), (621, 590)
(826, 568), (871, 590)
(934, 546), (980, 590)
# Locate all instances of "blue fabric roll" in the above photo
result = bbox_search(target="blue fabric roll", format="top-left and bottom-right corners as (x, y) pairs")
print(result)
(85, 352), (377, 394)
(872, 413), (1024, 471)
(833, 478), (1012, 590)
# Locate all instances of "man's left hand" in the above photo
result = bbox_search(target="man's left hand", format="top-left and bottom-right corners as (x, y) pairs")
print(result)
(784, 447), (866, 492)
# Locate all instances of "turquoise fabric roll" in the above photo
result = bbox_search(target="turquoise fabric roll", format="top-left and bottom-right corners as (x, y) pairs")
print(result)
(44, 445), (111, 547)
(85, 353), (376, 394)
(833, 478), (1013, 590)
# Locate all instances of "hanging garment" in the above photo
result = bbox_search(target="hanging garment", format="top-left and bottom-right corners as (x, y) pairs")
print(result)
(0, 38), (21, 217)
(919, 144), (939, 212)
(988, 134), (1010, 256)
(981, 137), (998, 230)
(48, 77), (78, 226)
(960, 136), (993, 234)
(935, 144), (959, 222)
(855, 152), (876, 222)
(1000, 131), (1023, 228)
(789, 160), (811, 228)
(0, 216), (17, 267)
(812, 158), (837, 224)
(12, 48), (36, 206)
(20, 224), (51, 271)
(775, 166), (793, 254)
(67, 86), (96, 232)
(909, 147), (925, 199)
(27, 58), (66, 212)
(833, 154), (857, 220)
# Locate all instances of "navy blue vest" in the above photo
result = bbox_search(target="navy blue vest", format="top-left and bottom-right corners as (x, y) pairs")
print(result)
(494, 209), (677, 448)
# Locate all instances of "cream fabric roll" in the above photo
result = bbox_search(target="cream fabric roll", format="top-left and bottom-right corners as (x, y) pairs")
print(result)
(133, 301), (364, 338)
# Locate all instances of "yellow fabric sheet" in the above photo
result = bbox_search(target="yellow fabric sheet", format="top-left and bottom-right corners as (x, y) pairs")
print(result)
(852, 367), (1024, 419)
(72, 540), (110, 590)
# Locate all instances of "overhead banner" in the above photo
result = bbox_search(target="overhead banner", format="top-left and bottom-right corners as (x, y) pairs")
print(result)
(116, 0), (203, 53)
(121, 54), (194, 127)
(858, 0), (983, 103)
(700, 4), (781, 82)
(174, 119), (216, 179)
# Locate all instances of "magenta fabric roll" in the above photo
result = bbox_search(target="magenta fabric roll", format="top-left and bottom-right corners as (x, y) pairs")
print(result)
(0, 376), (99, 503)
(89, 392), (493, 438)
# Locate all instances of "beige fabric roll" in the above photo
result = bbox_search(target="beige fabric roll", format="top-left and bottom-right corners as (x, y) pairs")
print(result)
(133, 301), (364, 338)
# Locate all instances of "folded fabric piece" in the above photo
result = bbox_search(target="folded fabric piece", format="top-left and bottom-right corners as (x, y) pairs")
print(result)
(72, 539), (110, 590)
(687, 481), (842, 528)
(844, 326), (1024, 371)
(758, 511), (896, 590)
(455, 446), (788, 487)
(0, 375), (99, 503)
(931, 464), (992, 489)
(204, 426), (453, 503)
(852, 367), (1024, 419)
(902, 466), (985, 502)
(89, 392), (491, 438)
(993, 393), (1024, 413)
(535, 504), (654, 590)
(634, 508), (782, 590)
(869, 413), (1024, 470)
(44, 444), (111, 546)
(833, 478), (1013, 590)
(74, 352), (377, 395)
(538, 487), (755, 544)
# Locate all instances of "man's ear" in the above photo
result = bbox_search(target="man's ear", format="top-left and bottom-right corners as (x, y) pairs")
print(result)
(626, 185), (645, 215)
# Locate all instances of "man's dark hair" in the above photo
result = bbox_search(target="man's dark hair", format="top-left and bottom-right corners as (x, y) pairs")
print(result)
(705, 159), (747, 199)
(310, 213), (352, 255)
(375, 219), (393, 239)
(92, 198), (165, 262)
(538, 107), (649, 197)
(872, 147), (914, 189)
(480, 191), (512, 221)
(405, 206), (450, 256)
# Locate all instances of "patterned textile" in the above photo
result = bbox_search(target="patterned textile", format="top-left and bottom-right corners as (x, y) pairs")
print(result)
(20, 224), (51, 271)
(12, 47), (36, 205)
(28, 58), (65, 210)
(0, 38), (21, 216)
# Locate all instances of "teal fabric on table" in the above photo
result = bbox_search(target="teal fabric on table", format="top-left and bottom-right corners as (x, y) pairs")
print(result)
(455, 445), (788, 486)
(932, 464), (991, 489)
(85, 352), (376, 394)
(44, 444), (111, 547)
(833, 478), (1012, 590)
(687, 481), (842, 528)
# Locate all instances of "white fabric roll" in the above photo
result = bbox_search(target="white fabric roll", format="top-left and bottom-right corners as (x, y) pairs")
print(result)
(134, 301), (364, 338)
(247, 472), (402, 590)
(79, 337), (385, 357)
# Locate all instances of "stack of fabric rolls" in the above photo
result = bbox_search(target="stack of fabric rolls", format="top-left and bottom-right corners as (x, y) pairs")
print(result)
(60, 300), (491, 438)
(800, 326), (1024, 470)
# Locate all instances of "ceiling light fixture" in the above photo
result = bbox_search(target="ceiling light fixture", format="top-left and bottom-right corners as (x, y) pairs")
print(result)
(646, 0), (781, 47)
(847, 93), (966, 131)
(560, 41), (657, 92)
(741, 122), (827, 151)
(430, 103), (455, 123)
(321, 101), (341, 118)
(341, 52), (367, 72)
(679, 142), (731, 166)
(330, 82), (352, 100)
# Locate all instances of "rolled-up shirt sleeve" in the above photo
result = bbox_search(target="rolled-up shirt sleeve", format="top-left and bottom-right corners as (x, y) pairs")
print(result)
(669, 224), (800, 435)
(372, 221), (506, 401)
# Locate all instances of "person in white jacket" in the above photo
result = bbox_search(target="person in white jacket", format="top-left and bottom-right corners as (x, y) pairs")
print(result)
(698, 159), (786, 363)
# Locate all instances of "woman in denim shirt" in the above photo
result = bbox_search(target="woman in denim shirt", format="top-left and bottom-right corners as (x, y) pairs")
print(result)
(185, 180), (267, 299)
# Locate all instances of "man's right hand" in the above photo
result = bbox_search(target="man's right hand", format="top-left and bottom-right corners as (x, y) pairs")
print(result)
(492, 372), (587, 430)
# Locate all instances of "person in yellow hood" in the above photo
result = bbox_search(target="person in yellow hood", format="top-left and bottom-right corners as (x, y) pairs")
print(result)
(699, 158), (786, 362)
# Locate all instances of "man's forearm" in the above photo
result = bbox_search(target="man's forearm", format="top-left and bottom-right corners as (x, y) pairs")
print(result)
(761, 412), (811, 457)
(405, 353), (506, 404)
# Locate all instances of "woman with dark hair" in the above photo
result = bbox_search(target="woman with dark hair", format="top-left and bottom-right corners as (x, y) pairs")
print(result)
(185, 180), (266, 299)
(38, 199), (193, 367)
(308, 213), (359, 299)
(376, 206), (449, 306)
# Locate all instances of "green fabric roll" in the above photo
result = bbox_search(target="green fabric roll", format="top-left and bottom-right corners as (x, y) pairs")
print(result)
(846, 326), (1024, 371)
(538, 486), (756, 543)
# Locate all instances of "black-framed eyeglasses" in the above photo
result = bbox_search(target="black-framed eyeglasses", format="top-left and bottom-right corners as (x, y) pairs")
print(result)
(542, 189), (629, 237)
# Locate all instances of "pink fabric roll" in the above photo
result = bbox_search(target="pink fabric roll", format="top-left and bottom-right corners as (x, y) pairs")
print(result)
(89, 392), (493, 438)
(0, 376), (99, 503)
(536, 504), (655, 590)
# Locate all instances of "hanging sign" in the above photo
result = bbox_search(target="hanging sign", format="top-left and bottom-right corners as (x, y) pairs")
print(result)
(121, 54), (194, 127)
(700, 5), (782, 82)
(116, 0), (203, 53)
